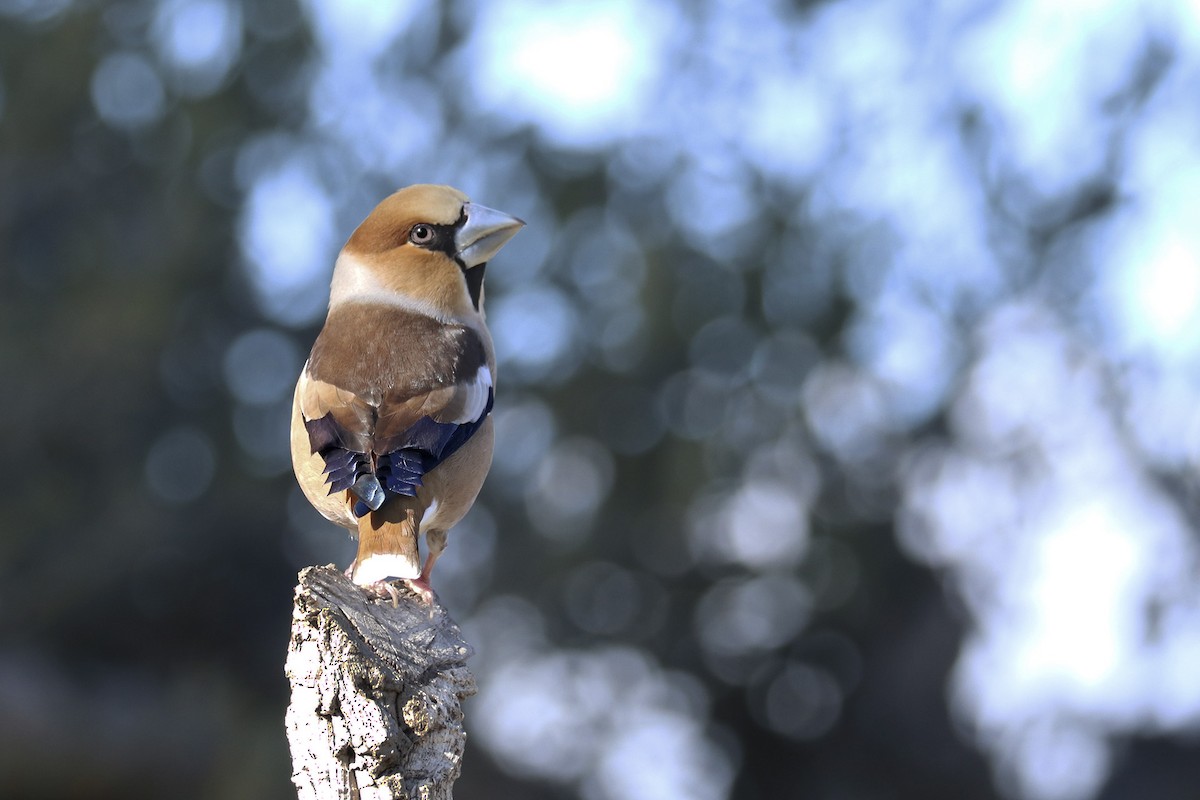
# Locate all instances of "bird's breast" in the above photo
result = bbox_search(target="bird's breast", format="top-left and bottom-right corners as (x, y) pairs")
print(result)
(308, 303), (490, 401)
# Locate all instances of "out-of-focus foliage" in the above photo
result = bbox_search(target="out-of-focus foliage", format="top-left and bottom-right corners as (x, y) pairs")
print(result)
(3, 1), (1200, 798)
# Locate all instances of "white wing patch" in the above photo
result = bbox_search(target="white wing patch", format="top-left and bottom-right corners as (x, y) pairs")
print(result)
(448, 364), (493, 424)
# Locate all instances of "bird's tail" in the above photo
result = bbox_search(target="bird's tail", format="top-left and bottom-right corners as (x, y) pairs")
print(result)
(350, 499), (422, 585)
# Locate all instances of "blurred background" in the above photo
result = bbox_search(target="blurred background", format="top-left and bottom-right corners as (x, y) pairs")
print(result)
(3, 0), (1200, 798)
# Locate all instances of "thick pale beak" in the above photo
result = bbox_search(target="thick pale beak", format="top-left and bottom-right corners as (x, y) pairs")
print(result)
(455, 202), (525, 268)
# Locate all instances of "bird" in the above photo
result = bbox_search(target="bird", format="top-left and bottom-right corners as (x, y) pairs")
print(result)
(290, 184), (523, 603)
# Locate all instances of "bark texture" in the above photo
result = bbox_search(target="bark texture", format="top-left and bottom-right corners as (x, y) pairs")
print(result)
(285, 565), (476, 800)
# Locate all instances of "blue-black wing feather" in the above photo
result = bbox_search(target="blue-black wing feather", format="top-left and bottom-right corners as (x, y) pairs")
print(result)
(308, 389), (493, 516)
(376, 389), (494, 499)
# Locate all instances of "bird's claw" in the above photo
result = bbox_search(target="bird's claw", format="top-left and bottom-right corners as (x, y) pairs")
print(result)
(403, 576), (436, 606)
(361, 577), (436, 608)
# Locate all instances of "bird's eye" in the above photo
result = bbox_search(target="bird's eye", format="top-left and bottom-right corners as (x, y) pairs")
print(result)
(409, 224), (435, 246)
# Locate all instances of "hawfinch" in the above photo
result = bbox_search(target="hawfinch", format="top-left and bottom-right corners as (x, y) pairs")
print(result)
(290, 184), (523, 601)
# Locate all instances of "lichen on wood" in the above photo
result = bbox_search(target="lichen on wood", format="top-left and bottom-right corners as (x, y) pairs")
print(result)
(285, 565), (476, 800)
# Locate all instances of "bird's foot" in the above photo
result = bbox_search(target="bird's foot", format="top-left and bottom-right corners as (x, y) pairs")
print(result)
(362, 579), (403, 607)
(359, 577), (436, 607)
(402, 576), (436, 606)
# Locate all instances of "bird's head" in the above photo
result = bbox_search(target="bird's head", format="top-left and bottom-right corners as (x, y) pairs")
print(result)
(330, 184), (524, 320)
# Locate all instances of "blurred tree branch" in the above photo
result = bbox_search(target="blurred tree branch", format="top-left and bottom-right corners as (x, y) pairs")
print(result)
(285, 566), (476, 800)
